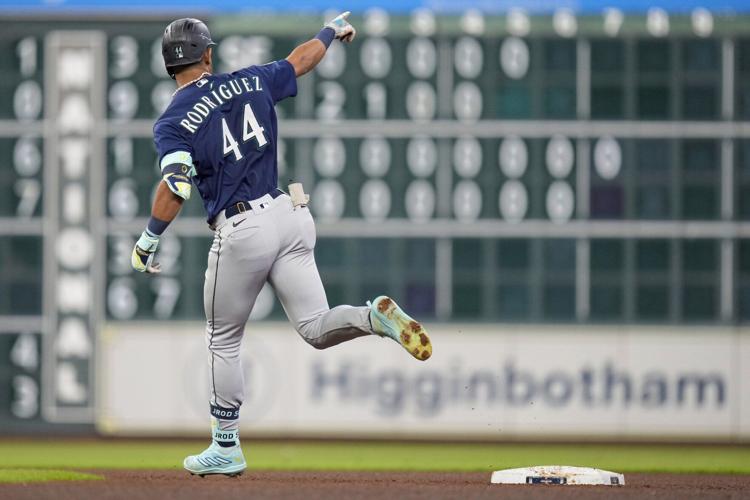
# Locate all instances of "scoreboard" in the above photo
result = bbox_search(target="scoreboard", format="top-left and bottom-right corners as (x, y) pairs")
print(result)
(0, 10), (749, 427)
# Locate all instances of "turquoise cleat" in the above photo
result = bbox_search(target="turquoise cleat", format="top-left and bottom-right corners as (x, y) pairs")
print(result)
(367, 295), (432, 361)
(183, 441), (247, 477)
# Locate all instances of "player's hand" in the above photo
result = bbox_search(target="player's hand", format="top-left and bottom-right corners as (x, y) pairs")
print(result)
(325, 11), (356, 43)
(131, 231), (162, 274)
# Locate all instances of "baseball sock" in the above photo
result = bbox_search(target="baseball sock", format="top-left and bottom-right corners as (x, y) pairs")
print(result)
(210, 404), (240, 447)
(211, 417), (239, 447)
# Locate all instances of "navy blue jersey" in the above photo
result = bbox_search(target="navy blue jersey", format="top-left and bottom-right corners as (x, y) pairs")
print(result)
(153, 60), (297, 222)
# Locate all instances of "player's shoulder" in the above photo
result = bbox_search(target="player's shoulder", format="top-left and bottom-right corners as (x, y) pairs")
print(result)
(229, 64), (259, 79)
(232, 59), (293, 78)
(155, 74), (215, 117)
(152, 112), (193, 154)
(153, 85), (199, 135)
(153, 106), (191, 141)
(153, 111), (180, 136)
(154, 93), (180, 125)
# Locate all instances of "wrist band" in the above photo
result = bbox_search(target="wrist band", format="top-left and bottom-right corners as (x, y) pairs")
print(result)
(315, 27), (335, 48)
(147, 216), (170, 236)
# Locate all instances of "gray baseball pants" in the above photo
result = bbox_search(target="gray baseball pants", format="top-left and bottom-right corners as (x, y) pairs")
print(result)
(203, 192), (373, 432)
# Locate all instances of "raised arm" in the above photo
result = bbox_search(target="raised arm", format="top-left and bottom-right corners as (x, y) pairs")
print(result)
(286, 39), (329, 78)
(286, 11), (356, 77)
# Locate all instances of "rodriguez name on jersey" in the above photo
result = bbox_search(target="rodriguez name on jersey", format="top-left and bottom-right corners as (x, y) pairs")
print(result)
(179, 76), (264, 134)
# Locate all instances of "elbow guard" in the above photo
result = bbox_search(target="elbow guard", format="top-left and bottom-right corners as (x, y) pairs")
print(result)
(160, 151), (195, 200)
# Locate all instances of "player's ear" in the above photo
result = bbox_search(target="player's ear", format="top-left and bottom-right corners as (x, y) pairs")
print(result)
(203, 47), (213, 70)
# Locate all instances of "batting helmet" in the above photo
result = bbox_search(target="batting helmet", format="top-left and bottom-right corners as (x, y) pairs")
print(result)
(162, 18), (216, 79)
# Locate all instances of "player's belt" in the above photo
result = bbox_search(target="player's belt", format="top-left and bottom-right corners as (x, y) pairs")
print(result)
(211, 189), (284, 228)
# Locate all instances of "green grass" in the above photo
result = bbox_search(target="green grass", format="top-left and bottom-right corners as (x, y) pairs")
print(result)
(0, 468), (103, 484)
(0, 440), (748, 475)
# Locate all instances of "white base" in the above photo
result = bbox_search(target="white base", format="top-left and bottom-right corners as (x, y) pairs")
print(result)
(490, 466), (625, 486)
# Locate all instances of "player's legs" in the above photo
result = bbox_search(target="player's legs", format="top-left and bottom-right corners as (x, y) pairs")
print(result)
(268, 204), (374, 349)
(202, 219), (277, 434)
(187, 205), (280, 476)
(269, 198), (432, 360)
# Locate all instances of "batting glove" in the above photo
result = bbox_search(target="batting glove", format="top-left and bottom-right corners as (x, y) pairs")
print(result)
(325, 11), (356, 43)
(131, 230), (162, 274)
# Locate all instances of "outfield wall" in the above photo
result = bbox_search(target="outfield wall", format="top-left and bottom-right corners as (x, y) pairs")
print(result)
(97, 323), (750, 441)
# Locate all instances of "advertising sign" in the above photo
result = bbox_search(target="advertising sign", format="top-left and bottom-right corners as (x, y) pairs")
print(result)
(98, 323), (749, 441)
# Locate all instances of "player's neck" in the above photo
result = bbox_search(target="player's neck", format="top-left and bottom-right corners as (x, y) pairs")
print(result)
(175, 67), (211, 88)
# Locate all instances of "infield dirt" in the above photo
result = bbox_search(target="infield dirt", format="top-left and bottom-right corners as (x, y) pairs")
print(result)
(1, 470), (748, 500)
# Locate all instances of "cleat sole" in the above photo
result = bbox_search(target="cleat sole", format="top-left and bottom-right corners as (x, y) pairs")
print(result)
(374, 296), (432, 361)
(185, 463), (247, 477)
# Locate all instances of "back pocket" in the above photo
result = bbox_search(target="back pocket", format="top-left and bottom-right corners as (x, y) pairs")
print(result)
(226, 224), (274, 271)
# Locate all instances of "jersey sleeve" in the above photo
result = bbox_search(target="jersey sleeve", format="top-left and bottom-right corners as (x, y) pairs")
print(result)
(245, 60), (298, 103)
(153, 120), (195, 200)
(153, 120), (193, 168)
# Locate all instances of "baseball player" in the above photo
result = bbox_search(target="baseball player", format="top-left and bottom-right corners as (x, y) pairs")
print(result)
(131, 14), (432, 476)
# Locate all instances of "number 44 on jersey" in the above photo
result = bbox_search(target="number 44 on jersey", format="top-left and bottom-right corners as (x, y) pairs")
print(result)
(221, 102), (268, 161)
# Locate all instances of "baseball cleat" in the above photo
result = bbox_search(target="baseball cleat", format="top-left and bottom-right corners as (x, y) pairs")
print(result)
(367, 295), (432, 361)
(184, 441), (247, 477)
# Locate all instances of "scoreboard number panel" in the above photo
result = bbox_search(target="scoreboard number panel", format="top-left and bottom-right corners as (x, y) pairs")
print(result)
(0, 33), (44, 221)
(0, 137), (43, 223)
(0, 332), (42, 423)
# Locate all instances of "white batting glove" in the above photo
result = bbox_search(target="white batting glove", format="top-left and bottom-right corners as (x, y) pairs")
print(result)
(325, 11), (356, 43)
(131, 230), (162, 274)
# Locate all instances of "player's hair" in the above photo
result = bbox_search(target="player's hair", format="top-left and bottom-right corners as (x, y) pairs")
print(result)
(170, 61), (199, 77)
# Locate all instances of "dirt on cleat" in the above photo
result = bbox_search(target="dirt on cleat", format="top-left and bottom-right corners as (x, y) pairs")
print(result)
(371, 295), (433, 361)
(377, 297), (393, 313)
(398, 320), (432, 361)
(394, 318), (431, 360)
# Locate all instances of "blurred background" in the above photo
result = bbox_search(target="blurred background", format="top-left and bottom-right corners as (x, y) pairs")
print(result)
(0, 0), (749, 442)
